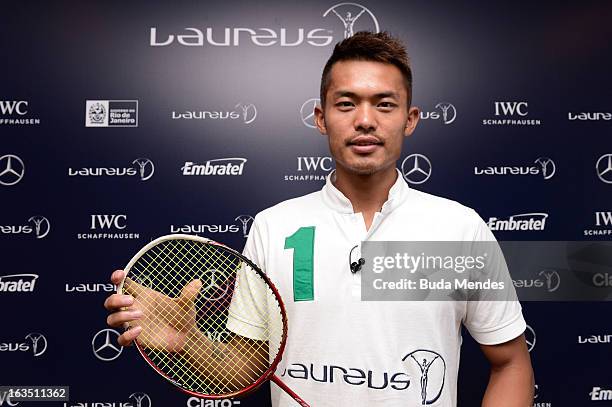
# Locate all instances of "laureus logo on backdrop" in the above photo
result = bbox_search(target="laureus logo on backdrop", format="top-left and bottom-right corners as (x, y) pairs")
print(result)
(568, 111), (611, 121)
(487, 213), (548, 231)
(419, 103), (457, 125)
(170, 215), (253, 238)
(150, 2), (379, 47)
(172, 103), (257, 124)
(578, 333), (611, 344)
(401, 154), (432, 185)
(584, 211), (612, 236)
(0, 100), (40, 125)
(65, 280), (115, 294)
(68, 158), (154, 181)
(0, 333), (47, 357)
(0, 154), (25, 186)
(1, 215), (50, 239)
(181, 158), (246, 176)
(85, 100), (138, 127)
(513, 270), (561, 293)
(77, 214), (140, 240)
(63, 392), (152, 407)
(482, 101), (542, 126)
(284, 157), (333, 182)
(474, 157), (556, 180)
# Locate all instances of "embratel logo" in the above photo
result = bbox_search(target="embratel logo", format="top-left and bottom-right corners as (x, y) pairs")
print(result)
(150, 3), (379, 47)
(584, 211), (612, 236)
(419, 103), (457, 125)
(487, 213), (548, 231)
(77, 214), (140, 240)
(590, 387), (612, 401)
(483, 101), (541, 126)
(85, 100), (138, 127)
(284, 157), (333, 182)
(172, 103), (257, 124)
(0, 274), (39, 293)
(0, 154), (25, 186)
(568, 111), (611, 121)
(1, 215), (50, 239)
(474, 157), (555, 180)
(0, 333), (47, 357)
(92, 329), (123, 361)
(68, 158), (154, 181)
(181, 158), (246, 176)
(401, 154), (432, 185)
(513, 270), (560, 293)
(0, 100), (40, 125)
(63, 392), (152, 407)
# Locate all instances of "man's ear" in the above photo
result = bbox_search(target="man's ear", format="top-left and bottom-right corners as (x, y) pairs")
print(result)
(314, 103), (327, 135)
(404, 106), (420, 137)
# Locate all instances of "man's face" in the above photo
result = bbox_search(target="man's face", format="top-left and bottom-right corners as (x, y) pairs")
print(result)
(315, 60), (419, 175)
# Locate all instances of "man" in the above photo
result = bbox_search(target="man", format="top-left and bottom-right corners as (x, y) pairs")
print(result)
(105, 31), (534, 406)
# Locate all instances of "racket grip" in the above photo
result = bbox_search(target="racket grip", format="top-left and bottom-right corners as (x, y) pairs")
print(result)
(271, 375), (310, 407)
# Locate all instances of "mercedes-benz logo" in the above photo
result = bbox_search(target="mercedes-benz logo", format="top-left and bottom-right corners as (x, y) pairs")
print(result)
(596, 154), (612, 184)
(92, 329), (123, 361)
(525, 324), (536, 353)
(300, 98), (320, 129)
(201, 269), (229, 301)
(401, 154), (432, 184)
(25, 332), (48, 357)
(0, 154), (25, 186)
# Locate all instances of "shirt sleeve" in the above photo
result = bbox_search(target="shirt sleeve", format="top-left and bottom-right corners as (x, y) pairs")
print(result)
(226, 215), (270, 341)
(463, 211), (527, 345)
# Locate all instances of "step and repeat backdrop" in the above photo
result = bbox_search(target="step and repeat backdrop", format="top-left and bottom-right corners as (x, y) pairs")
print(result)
(1, 1), (611, 406)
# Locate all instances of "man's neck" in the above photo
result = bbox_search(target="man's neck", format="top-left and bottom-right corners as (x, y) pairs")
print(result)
(333, 165), (398, 230)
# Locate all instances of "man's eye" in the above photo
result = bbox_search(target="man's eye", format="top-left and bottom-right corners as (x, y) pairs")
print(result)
(336, 101), (353, 108)
(379, 102), (396, 109)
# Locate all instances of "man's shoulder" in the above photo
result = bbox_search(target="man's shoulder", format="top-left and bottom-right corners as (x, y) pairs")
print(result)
(255, 190), (323, 222)
(407, 187), (479, 217)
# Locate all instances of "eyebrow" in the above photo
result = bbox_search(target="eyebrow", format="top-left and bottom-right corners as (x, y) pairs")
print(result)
(332, 90), (400, 100)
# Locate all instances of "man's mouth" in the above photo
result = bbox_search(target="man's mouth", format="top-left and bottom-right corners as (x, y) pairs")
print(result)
(347, 136), (383, 154)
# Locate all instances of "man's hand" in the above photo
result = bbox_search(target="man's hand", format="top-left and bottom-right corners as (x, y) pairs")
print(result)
(103, 269), (202, 351)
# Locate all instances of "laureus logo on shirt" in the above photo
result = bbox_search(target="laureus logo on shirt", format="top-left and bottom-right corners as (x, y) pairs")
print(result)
(280, 349), (446, 404)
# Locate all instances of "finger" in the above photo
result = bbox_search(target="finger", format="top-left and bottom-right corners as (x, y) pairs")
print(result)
(179, 279), (202, 305)
(106, 310), (143, 328)
(123, 277), (146, 298)
(103, 294), (134, 311)
(110, 270), (125, 285)
(118, 326), (142, 347)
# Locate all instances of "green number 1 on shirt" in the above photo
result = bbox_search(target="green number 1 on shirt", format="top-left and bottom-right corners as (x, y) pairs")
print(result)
(284, 226), (315, 301)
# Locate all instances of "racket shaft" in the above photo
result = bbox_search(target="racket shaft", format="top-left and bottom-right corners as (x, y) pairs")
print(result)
(270, 375), (310, 407)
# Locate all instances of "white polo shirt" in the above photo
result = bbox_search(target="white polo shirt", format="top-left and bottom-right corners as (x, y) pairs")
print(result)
(229, 169), (526, 407)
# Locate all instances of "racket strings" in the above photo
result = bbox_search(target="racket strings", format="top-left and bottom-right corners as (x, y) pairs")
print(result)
(123, 238), (284, 396)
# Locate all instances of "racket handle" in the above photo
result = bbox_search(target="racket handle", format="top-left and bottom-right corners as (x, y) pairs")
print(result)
(271, 374), (310, 407)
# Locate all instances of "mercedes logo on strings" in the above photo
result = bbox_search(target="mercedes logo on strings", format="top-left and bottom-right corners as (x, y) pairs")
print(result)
(401, 154), (432, 184)
(92, 329), (123, 361)
(596, 154), (612, 184)
(0, 154), (25, 186)
(300, 98), (320, 129)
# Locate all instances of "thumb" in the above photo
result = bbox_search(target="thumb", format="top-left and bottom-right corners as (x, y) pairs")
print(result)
(179, 279), (202, 305)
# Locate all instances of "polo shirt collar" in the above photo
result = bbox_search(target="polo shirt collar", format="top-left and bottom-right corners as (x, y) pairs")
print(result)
(321, 168), (410, 214)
